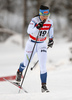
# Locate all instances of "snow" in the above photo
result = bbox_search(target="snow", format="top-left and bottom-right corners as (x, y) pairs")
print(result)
(0, 34), (72, 100)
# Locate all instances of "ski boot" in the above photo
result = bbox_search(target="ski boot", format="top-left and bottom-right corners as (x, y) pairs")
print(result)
(41, 84), (49, 93)
(16, 69), (22, 84)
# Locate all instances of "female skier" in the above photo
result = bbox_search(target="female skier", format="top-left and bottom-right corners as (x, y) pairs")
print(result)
(16, 5), (54, 92)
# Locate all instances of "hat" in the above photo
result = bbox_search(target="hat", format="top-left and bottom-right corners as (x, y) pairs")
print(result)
(39, 5), (49, 16)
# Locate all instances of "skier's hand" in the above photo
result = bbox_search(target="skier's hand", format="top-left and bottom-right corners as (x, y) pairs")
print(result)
(36, 19), (46, 29)
(48, 39), (54, 48)
(36, 22), (44, 29)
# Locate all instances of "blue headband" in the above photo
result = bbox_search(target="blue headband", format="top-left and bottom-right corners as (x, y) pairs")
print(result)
(39, 9), (49, 16)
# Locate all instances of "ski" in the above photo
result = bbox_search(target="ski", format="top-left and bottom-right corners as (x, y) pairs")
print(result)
(3, 78), (28, 93)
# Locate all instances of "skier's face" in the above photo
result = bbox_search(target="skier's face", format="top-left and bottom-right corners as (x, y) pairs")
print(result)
(40, 15), (48, 21)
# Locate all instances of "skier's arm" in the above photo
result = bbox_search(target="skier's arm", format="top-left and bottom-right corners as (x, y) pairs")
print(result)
(27, 19), (39, 35)
(48, 21), (54, 48)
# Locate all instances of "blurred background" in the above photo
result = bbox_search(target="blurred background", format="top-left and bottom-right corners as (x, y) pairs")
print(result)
(0, 0), (72, 43)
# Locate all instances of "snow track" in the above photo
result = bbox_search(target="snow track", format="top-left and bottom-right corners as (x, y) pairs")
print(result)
(0, 34), (72, 100)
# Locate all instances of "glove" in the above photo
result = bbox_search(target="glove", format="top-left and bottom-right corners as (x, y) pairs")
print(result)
(36, 22), (44, 29)
(36, 19), (46, 29)
(48, 39), (54, 48)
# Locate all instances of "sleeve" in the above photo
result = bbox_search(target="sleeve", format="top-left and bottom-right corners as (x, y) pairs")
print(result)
(27, 18), (39, 34)
(48, 21), (54, 39)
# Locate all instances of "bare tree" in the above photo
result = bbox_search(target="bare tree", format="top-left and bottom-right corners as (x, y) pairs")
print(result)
(22, 0), (27, 48)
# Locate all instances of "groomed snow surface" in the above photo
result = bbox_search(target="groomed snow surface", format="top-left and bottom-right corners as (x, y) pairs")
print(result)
(0, 34), (72, 100)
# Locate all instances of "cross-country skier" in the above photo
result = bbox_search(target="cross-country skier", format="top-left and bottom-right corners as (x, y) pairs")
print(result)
(16, 5), (54, 92)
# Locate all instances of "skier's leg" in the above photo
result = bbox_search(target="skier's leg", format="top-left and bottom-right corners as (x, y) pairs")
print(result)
(37, 46), (47, 83)
(37, 42), (49, 92)
(16, 40), (36, 82)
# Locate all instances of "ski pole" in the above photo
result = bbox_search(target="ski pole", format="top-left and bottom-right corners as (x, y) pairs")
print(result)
(18, 20), (46, 93)
(30, 46), (49, 70)
(31, 60), (39, 70)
